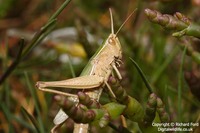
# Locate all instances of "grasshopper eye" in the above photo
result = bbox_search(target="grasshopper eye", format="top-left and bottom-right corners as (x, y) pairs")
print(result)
(108, 37), (116, 45)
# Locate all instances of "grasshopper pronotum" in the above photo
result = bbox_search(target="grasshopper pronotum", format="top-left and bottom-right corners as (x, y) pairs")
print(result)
(36, 8), (136, 133)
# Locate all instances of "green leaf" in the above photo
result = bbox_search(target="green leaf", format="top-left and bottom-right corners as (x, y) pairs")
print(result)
(21, 107), (40, 133)
(129, 58), (153, 93)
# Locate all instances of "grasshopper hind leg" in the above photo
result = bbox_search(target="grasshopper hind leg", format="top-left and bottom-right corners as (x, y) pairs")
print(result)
(36, 81), (78, 97)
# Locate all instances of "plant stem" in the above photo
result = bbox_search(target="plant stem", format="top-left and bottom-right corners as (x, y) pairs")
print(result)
(68, 55), (76, 78)
(48, 0), (72, 22)
(186, 23), (200, 39)
(25, 72), (45, 133)
(0, 39), (25, 84)
(177, 46), (187, 122)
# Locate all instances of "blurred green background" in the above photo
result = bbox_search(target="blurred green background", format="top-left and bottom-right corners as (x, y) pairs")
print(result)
(0, 0), (200, 132)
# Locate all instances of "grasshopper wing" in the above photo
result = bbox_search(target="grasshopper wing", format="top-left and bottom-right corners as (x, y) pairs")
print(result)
(36, 75), (104, 89)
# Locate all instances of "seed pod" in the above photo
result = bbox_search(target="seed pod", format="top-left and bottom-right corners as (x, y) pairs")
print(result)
(123, 96), (144, 122)
(77, 92), (100, 108)
(145, 8), (200, 39)
(157, 97), (170, 122)
(174, 12), (191, 25)
(64, 118), (74, 132)
(108, 76), (129, 104)
(81, 110), (96, 123)
(108, 76), (144, 122)
(144, 8), (189, 31)
(99, 111), (110, 128)
(54, 95), (96, 123)
(91, 102), (125, 127)
(71, 106), (86, 123)
(54, 95), (74, 110)
(143, 93), (157, 125)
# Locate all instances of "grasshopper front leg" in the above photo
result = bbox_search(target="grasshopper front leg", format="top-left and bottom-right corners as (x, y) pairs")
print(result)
(112, 64), (122, 80)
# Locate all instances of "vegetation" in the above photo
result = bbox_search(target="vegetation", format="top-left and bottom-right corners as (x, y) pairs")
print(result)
(0, 0), (199, 132)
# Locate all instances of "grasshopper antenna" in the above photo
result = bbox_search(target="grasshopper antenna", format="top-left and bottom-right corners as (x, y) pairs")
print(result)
(115, 8), (137, 36)
(109, 8), (114, 34)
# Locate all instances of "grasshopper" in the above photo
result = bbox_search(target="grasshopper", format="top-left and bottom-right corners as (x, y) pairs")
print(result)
(36, 8), (136, 133)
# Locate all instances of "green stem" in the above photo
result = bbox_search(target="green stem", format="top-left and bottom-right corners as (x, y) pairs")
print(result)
(173, 23), (200, 39)
(68, 55), (76, 78)
(0, 39), (25, 84)
(191, 51), (200, 64)
(25, 72), (45, 133)
(48, 0), (72, 21)
(186, 23), (200, 39)
(20, 107), (39, 132)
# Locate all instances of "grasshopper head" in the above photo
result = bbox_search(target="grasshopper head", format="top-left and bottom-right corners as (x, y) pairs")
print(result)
(107, 33), (122, 59)
(108, 8), (136, 60)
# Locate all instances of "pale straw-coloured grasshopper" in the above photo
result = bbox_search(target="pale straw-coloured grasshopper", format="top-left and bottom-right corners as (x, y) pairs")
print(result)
(36, 8), (136, 133)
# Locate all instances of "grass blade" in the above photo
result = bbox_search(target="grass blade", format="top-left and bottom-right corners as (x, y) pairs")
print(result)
(178, 46), (187, 122)
(0, 103), (15, 132)
(21, 107), (40, 133)
(68, 55), (76, 78)
(24, 72), (45, 133)
(129, 57), (153, 93)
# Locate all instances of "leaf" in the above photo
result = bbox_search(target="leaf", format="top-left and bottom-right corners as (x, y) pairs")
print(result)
(129, 57), (153, 93)
(21, 106), (40, 133)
